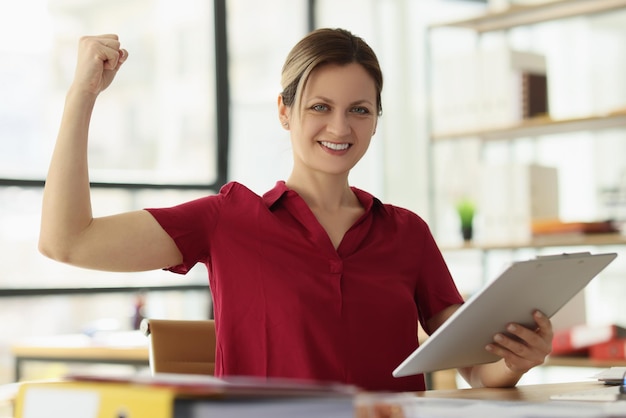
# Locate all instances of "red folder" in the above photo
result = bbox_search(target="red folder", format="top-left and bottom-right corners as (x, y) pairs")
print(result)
(552, 324), (626, 356)
(589, 338), (626, 360)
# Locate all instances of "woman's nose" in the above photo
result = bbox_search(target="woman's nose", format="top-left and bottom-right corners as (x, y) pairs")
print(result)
(327, 112), (351, 136)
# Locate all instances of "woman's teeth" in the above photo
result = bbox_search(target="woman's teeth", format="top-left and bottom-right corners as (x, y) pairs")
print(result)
(320, 141), (349, 151)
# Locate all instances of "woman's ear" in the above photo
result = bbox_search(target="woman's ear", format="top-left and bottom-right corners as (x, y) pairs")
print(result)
(277, 94), (290, 130)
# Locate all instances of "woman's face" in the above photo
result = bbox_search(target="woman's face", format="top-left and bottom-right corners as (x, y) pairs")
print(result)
(279, 62), (378, 178)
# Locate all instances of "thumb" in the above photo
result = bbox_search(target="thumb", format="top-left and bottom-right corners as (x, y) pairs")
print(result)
(103, 49), (129, 71)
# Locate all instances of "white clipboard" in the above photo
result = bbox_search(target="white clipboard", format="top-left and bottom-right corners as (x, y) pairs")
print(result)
(393, 252), (618, 377)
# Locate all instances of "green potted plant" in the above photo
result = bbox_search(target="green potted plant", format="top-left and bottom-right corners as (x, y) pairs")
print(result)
(456, 198), (475, 242)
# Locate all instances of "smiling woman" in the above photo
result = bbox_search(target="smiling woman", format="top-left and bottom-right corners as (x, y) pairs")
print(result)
(35, 23), (554, 392)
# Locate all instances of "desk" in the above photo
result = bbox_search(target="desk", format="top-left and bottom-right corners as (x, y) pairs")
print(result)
(357, 381), (626, 417)
(416, 380), (604, 402)
(10, 332), (149, 381)
(5, 380), (625, 418)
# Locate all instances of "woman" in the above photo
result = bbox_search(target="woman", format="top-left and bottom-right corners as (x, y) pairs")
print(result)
(39, 28), (552, 392)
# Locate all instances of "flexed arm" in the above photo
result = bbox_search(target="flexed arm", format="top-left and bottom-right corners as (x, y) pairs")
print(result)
(39, 35), (182, 272)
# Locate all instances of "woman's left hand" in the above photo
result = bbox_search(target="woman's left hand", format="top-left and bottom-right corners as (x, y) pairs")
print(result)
(486, 310), (553, 374)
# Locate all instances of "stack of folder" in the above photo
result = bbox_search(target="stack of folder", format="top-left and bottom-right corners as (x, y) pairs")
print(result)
(14, 373), (358, 418)
(552, 324), (626, 360)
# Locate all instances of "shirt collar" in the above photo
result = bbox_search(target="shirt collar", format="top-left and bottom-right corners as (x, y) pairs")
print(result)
(262, 180), (387, 215)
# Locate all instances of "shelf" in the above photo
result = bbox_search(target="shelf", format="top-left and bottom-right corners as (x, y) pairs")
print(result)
(545, 355), (626, 368)
(426, 1), (626, 256)
(431, 111), (626, 142)
(430, 0), (626, 33)
(441, 233), (626, 252)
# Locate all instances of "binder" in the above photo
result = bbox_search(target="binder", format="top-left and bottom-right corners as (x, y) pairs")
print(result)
(14, 373), (357, 418)
(552, 324), (626, 355)
(15, 381), (176, 418)
(590, 338), (626, 361)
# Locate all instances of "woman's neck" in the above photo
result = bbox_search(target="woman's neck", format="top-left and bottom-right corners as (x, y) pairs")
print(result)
(285, 172), (357, 213)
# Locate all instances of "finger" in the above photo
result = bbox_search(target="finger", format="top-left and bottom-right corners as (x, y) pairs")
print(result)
(100, 41), (123, 70)
(486, 339), (537, 374)
(80, 34), (120, 49)
(79, 36), (118, 65)
(485, 342), (531, 373)
(100, 36), (122, 56)
(97, 34), (120, 41)
(117, 49), (129, 68)
(533, 310), (553, 338)
(98, 41), (125, 70)
(491, 331), (530, 358)
(506, 323), (539, 347)
(507, 314), (552, 349)
(487, 325), (550, 372)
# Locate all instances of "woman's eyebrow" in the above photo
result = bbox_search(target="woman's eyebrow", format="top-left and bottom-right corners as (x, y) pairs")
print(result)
(308, 96), (375, 106)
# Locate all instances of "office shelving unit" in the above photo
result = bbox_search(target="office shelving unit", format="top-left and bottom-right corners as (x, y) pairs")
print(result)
(427, 2), (626, 382)
(425, 0), (626, 253)
(424, 6), (626, 380)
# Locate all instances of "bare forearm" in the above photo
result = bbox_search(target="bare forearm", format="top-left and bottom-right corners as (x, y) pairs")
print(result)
(459, 360), (523, 388)
(39, 89), (98, 259)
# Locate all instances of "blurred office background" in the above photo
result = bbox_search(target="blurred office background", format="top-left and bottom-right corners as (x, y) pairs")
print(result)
(1, 0), (625, 386)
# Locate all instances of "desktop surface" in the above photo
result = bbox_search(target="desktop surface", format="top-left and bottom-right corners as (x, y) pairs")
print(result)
(4, 379), (626, 418)
(357, 381), (626, 418)
(416, 380), (605, 402)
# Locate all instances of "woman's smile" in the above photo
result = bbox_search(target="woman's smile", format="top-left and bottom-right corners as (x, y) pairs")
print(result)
(319, 141), (351, 151)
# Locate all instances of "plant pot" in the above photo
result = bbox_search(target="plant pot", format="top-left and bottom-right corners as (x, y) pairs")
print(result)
(461, 225), (473, 242)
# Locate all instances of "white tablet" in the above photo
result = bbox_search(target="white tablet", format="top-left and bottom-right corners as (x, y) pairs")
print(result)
(393, 252), (618, 377)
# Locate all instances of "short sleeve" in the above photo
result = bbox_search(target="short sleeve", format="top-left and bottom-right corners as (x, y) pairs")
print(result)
(413, 217), (464, 332)
(145, 183), (236, 274)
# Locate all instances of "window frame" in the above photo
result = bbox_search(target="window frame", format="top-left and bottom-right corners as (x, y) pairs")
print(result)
(0, 0), (229, 297)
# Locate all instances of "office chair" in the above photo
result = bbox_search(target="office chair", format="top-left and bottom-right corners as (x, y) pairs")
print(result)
(140, 318), (216, 375)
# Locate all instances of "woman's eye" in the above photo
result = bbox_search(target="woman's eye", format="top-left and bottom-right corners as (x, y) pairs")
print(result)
(352, 106), (370, 115)
(311, 104), (328, 112)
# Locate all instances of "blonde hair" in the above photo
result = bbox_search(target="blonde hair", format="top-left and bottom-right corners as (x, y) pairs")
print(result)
(280, 28), (383, 117)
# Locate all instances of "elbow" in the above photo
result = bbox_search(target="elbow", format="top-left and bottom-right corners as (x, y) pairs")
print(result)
(38, 236), (72, 264)
(39, 218), (96, 266)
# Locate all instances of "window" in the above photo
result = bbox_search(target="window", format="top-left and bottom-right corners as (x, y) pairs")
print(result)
(0, 0), (222, 287)
(1, 0), (218, 184)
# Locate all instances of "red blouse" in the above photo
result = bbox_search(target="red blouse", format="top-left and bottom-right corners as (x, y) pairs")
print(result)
(145, 181), (463, 391)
